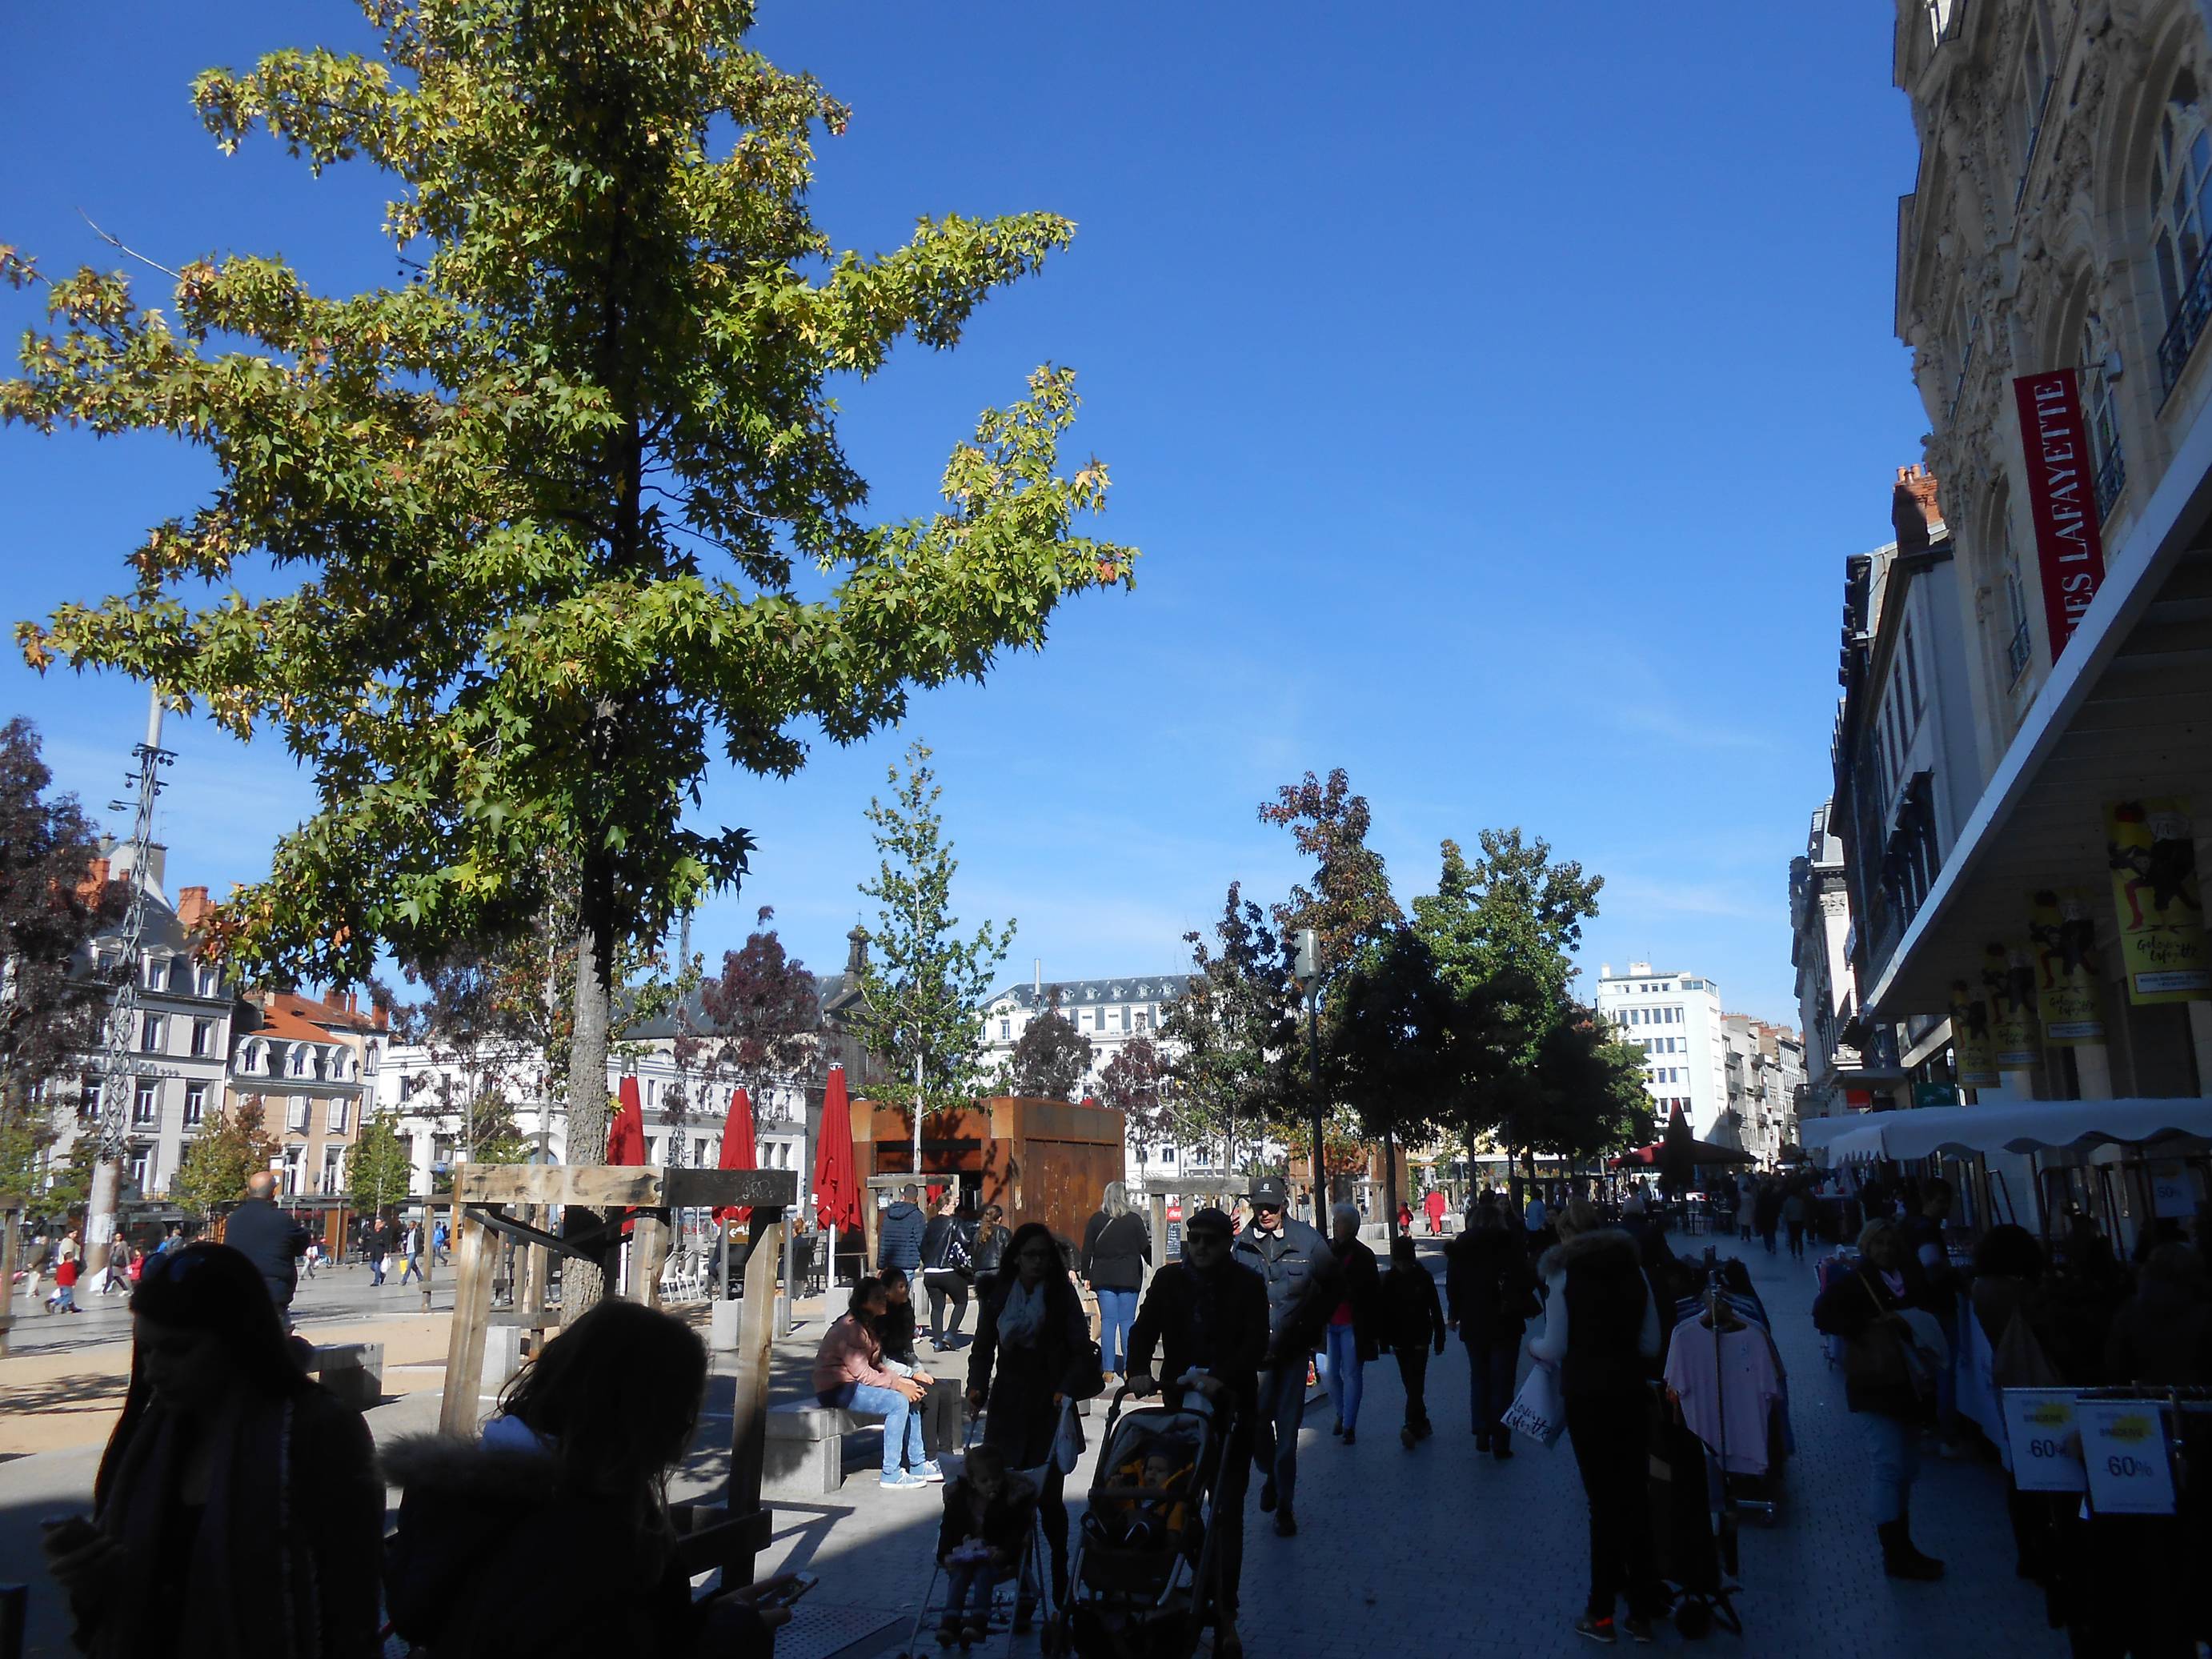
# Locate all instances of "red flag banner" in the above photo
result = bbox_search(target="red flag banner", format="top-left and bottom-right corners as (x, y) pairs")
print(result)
(2013, 371), (2108, 662)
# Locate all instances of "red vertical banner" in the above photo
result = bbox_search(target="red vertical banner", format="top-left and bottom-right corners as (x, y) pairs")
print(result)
(2013, 371), (2108, 662)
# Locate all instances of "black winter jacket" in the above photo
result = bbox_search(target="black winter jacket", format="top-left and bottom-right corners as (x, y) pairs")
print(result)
(1080, 1211), (1152, 1292)
(968, 1274), (1096, 1467)
(1231, 1214), (1340, 1363)
(1811, 1256), (1940, 1417)
(1126, 1257), (1270, 1413)
(1379, 1259), (1446, 1353)
(224, 1197), (311, 1305)
(1445, 1228), (1538, 1345)
(1530, 1228), (1661, 1400)
(1329, 1236), (1385, 1362)
(383, 1434), (774, 1659)
(937, 1470), (1038, 1562)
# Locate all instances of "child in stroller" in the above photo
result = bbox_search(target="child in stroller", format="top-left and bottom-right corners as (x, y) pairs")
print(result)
(933, 1446), (1036, 1649)
(1099, 1448), (1194, 1551)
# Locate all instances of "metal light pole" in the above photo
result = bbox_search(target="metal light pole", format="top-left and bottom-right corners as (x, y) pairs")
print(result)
(1293, 928), (1324, 1231)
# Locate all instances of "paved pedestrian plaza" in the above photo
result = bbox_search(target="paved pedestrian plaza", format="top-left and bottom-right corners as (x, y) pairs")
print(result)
(0, 1237), (2070, 1658)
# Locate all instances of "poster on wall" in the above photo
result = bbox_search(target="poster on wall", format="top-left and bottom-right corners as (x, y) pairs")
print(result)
(1981, 940), (2042, 1066)
(2027, 888), (2105, 1044)
(1950, 980), (1999, 1087)
(2104, 799), (2212, 1004)
(2012, 370), (2108, 661)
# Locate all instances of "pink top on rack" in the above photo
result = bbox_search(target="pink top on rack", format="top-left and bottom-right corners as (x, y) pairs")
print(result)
(1664, 1321), (1784, 1477)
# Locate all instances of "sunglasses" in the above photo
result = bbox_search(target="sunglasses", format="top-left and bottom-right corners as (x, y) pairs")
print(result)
(1252, 1203), (1281, 1216)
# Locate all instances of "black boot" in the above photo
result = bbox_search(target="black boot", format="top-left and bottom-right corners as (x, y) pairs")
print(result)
(1877, 1519), (1944, 1580)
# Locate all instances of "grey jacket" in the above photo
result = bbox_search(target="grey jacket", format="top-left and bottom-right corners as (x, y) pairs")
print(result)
(1231, 1213), (1340, 1364)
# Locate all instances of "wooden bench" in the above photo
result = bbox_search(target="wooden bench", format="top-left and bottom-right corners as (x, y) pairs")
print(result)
(308, 1340), (383, 1412)
(763, 1376), (965, 1496)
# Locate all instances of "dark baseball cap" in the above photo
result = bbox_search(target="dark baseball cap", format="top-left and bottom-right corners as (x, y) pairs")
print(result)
(1185, 1207), (1233, 1238)
(1248, 1176), (1289, 1209)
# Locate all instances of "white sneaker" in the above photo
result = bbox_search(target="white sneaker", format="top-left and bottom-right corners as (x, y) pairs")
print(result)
(916, 1460), (946, 1483)
(880, 1471), (928, 1490)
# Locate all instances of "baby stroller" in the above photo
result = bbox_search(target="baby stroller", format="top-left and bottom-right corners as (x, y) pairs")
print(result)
(1060, 1374), (1233, 1659)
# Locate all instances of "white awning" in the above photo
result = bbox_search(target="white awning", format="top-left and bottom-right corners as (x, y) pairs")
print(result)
(1814, 1097), (2212, 1162)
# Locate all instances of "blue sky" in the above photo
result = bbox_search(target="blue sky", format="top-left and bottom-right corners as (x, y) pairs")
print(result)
(0, 3), (1926, 1021)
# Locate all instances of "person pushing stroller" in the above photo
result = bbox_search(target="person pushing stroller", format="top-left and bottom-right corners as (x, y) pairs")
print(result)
(1124, 1205), (1268, 1659)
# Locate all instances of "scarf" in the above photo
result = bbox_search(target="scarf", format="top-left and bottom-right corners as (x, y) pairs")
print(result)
(996, 1278), (1047, 1348)
(95, 1394), (305, 1659)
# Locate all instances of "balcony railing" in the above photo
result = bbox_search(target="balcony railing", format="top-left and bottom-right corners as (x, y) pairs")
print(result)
(2158, 255), (2212, 401)
(2094, 441), (2126, 519)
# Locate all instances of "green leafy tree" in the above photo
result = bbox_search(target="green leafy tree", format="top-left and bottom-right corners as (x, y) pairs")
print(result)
(350, 1107), (416, 1216)
(1325, 927), (1457, 1232)
(174, 1096), (279, 1220)
(0, 719), (124, 1171)
(1003, 996), (1092, 1102)
(1156, 884), (1298, 1175)
(847, 741), (1013, 1140)
(4, 0), (1132, 1309)
(1409, 832), (1613, 1190)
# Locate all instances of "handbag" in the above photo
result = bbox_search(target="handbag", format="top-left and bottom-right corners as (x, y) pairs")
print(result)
(1051, 1400), (1087, 1473)
(1842, 1276), (1917, 1398)
(1501, 1360), (1569, 1449)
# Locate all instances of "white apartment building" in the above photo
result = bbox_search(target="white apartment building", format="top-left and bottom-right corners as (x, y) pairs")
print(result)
(978, 973), (1232, 1181)
(48, 844), (240, 1202)
(228, 989), (382, 1199)
(1721, 1014), (1808, 1166)
(1594, 962), (1727, 1140)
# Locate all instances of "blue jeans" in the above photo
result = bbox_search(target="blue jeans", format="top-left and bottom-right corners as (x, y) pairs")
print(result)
(1322, 1324), (1364, 1432)
(822, 1381), (926, 1476)
(1253, 1360), (1310, 1510)
(940, 1561), (1000, 1625)
(1096, 1288), (1139, 1374)
(1467, 1336), (1518, 1437)
(1861, 1410), (1920, 1524)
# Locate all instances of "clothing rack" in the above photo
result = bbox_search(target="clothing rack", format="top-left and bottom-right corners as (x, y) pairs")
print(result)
(1697, 1252), (1777, 1525)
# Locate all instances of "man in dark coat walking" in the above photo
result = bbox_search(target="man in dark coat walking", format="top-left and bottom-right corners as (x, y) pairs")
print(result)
(1127, 1206), (1267, 1659)
(878, 1185), (927, 1276)
(1230, 1174), (1338, 1538)
(224, 1169), (311, 1320)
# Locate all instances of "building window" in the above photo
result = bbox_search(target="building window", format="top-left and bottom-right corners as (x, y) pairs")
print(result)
(322, 1148), (343, 1195)
(1902, 623), (1922, 713)
(129, 1146), (153, 1194)
(132, 1080), (159, 1124)
(197, 965), (219, 997)
(2001, 515), (2034, 683)
(1136, 1011), (1150, 1032)
(289, 1094), (310, 1131)
(289, 1045), (308, 1079)
(1000, 1019), (1011, 1040)
(327, 1097), (349, 1132)
(143, 955), (165, 991)
(190, 1019), (214, 1057)
(141, 1012), (164, 1053)
(183, 1084), (206, 1127)
(2082, 313), (2125, 514)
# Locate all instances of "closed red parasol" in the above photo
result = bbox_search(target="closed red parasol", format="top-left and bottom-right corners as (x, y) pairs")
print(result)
(813, 1065), (860, 1233)
(607, 1076), (647, 1165)
(715, 1087), (758, 1225)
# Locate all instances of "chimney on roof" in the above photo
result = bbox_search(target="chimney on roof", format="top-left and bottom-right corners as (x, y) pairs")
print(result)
(80, 856), (112, 902)
(176, 885), (211, 931)
(346, 990), (359, 1016)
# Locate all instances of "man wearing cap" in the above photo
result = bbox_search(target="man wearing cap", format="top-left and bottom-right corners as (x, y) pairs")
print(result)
(1231, 1174), (1338, 1538)
(1126, 1207), (1267, 1657)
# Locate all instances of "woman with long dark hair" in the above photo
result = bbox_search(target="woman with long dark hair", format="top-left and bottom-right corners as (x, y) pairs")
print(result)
(968, 1220), (1097, 1621)
(40, 1241), (383, 1657)
(385, 1297), (794, 1655)
(970, 1204), (1009, 1304)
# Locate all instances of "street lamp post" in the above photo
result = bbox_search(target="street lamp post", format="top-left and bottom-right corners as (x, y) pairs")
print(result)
(1293, 929), (1324, 1232)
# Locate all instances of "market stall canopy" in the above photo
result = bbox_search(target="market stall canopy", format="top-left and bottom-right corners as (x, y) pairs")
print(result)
(1609, 1137), (1753, 1169)
(1812, 1097), (2212, 1163)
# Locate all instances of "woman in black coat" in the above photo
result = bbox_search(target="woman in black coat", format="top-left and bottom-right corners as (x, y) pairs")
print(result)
(1445, 1201), (1537, 1456)
(967, 1220), (1097, 1616)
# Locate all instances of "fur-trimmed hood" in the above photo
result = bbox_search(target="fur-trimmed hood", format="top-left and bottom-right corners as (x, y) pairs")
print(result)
(380, 1431), (566, 1505)
(1537, 1226), (1637, 1280)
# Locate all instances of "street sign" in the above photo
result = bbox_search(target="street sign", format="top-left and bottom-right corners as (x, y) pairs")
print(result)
(2078, 1398), (2177, 1514)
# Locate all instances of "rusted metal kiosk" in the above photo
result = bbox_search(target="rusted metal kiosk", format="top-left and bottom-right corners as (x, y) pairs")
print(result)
(439, 1164), (798, 1583)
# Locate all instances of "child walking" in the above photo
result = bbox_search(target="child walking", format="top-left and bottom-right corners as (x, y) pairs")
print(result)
(935, 1445), (1034, 1649)
(1379, 1236), (1445, 1447)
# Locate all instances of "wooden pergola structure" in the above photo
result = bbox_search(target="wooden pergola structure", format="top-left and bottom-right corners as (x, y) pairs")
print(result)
(439, 1163), (798, 1582)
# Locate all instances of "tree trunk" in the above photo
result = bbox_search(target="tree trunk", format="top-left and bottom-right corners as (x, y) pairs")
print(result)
(562, 856), (615, 1314)
(1383, 1124), (1400, 1240)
